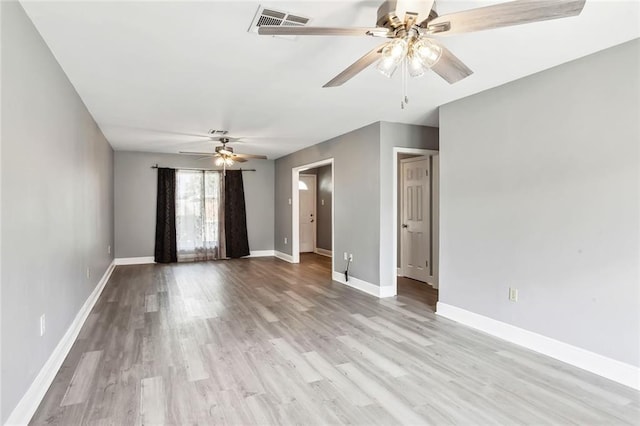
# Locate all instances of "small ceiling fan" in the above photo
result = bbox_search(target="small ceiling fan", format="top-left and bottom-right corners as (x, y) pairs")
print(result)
(258, 0), (586, 89)
(180, 137), (268, 167)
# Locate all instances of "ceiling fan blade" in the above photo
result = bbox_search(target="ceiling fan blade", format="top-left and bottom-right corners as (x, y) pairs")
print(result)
(430, 44), (473, 84)
(323, 43), (387, 88)
(175, 132), (213, 138)
(179, 151), (216, 156)
(234, 153), (268, 160)
(426, 0), (586, 36)
(233, 157), (248, 163)
(258, 26), (393, 37)
(173, 133), (244, 143)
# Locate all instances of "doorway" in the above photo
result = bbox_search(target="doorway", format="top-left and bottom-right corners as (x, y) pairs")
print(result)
(393, 148), (439, 308)
(291, 159), (334, 271)
(298, 174), (316, 253)
(400, 156), (431, 282)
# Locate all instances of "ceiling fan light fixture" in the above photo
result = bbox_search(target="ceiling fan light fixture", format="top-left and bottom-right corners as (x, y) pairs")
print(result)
(407, 51), (426, 77)
(413, 38), (442, 68)
(376, 56), (400, 78)
(376, 39), (407, 78)
(386, 38), (408, 60)
(215, 155), (235, 167)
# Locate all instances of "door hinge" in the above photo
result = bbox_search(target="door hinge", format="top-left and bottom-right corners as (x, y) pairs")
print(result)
(426, 169), (429, 176)
(425, 260), (429, 267)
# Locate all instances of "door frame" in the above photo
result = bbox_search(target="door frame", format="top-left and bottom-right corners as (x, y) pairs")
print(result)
(392, 147), (439, 296)
(291, 158), (334, 274)
(298, 173), (317, 253)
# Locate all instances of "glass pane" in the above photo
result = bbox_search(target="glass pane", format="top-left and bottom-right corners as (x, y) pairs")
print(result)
(175, 170), (222, 261)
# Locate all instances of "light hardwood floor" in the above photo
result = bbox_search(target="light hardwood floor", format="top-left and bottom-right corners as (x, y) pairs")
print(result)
(31, 254), (639, 425)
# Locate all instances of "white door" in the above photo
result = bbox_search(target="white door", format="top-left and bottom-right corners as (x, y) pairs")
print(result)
(401, 158), (430, 282)
(299, 174), (316, 253)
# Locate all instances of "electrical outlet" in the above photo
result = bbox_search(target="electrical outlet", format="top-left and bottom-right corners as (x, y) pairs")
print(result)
(349, 254), (353, 261)
(288, 198), (292, 205)
(321, 199), (325, 206)
(284, 237), (288, 245)
(343, 252), (348, 261)
(86, 267), (91, 279)
(509, 288), (518, 302)
(107, 245), (111, 254)
(40, 314), (46, 337)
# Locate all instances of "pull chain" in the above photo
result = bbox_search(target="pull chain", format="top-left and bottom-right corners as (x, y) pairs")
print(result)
(401, 60), (405, 109)
(400, 59), (409, 110)
(404, 59), (409, 106)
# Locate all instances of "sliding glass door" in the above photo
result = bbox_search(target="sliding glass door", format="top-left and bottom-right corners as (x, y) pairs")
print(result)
(175, 170), (225, 261)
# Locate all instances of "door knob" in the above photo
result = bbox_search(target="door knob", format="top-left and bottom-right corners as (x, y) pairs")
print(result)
(311, 219), (314, 223)
(402, 224), (408, 228)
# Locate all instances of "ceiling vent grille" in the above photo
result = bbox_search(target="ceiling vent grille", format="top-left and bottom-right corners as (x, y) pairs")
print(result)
(248, 6), (310, 38)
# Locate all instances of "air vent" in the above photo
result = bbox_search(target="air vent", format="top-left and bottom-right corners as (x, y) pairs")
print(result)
(208, 129), (228, 136)
(248, 5), (310, 38)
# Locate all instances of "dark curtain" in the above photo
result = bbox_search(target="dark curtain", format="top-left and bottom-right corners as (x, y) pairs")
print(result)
(224, 170), (250, 258)
(154, 167), (177, 263)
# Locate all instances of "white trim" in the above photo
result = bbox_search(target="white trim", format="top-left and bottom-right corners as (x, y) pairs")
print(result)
(246, 250), (275, 258)
(332, 271), (394, 298)
(114, 256), (155, 265)
(379, 286), (396, 298)
(299, 174), (317, 253)
(5, 261), (116, 426)
(436, 302), (640, 391)
(331, 164), (335, 279)
(314, 247), (332, 257)
(391, 147), (439, 298)
(292, 166), (300, 263)
(116, 253), (278, 263)
(397, 268), (403, 277)
(274, 251), (295, 263)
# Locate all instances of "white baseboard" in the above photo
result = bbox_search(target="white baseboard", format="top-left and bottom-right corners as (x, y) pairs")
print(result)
(332, 271), (395, 298)
(247, 250), (275, 258)
(274, 251), (295, 263)
(396, 268), (404, 277)
(116, 253), (277, 263)
(5, 260), (116, 426)
(436, 302), (640, 391)
(314, 248), (332, 258)
(114, 256), (155, 265)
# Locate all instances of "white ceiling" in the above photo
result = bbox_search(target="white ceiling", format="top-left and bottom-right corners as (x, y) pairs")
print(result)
(21, 0), (640, 159)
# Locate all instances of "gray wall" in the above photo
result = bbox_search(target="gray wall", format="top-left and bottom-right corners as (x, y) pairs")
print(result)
(274, 122), (438, 286)
(304, 165), (332, 251)
(275, 123), (381, 284)
(439, 39), (639, 367)
(379, 122), (438, 287)
(114, 151), (274, 258)
(1, 2), (115, 421)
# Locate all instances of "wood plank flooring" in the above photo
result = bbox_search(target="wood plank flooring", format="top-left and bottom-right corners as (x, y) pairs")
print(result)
(31, 254), (640, 425)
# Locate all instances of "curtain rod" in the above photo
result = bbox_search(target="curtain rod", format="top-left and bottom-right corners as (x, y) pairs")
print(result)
(151, 164), (256, 172)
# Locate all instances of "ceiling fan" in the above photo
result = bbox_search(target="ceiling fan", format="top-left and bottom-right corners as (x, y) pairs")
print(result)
(180, 137), (268, 167)
(258, 0), (586, 90)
